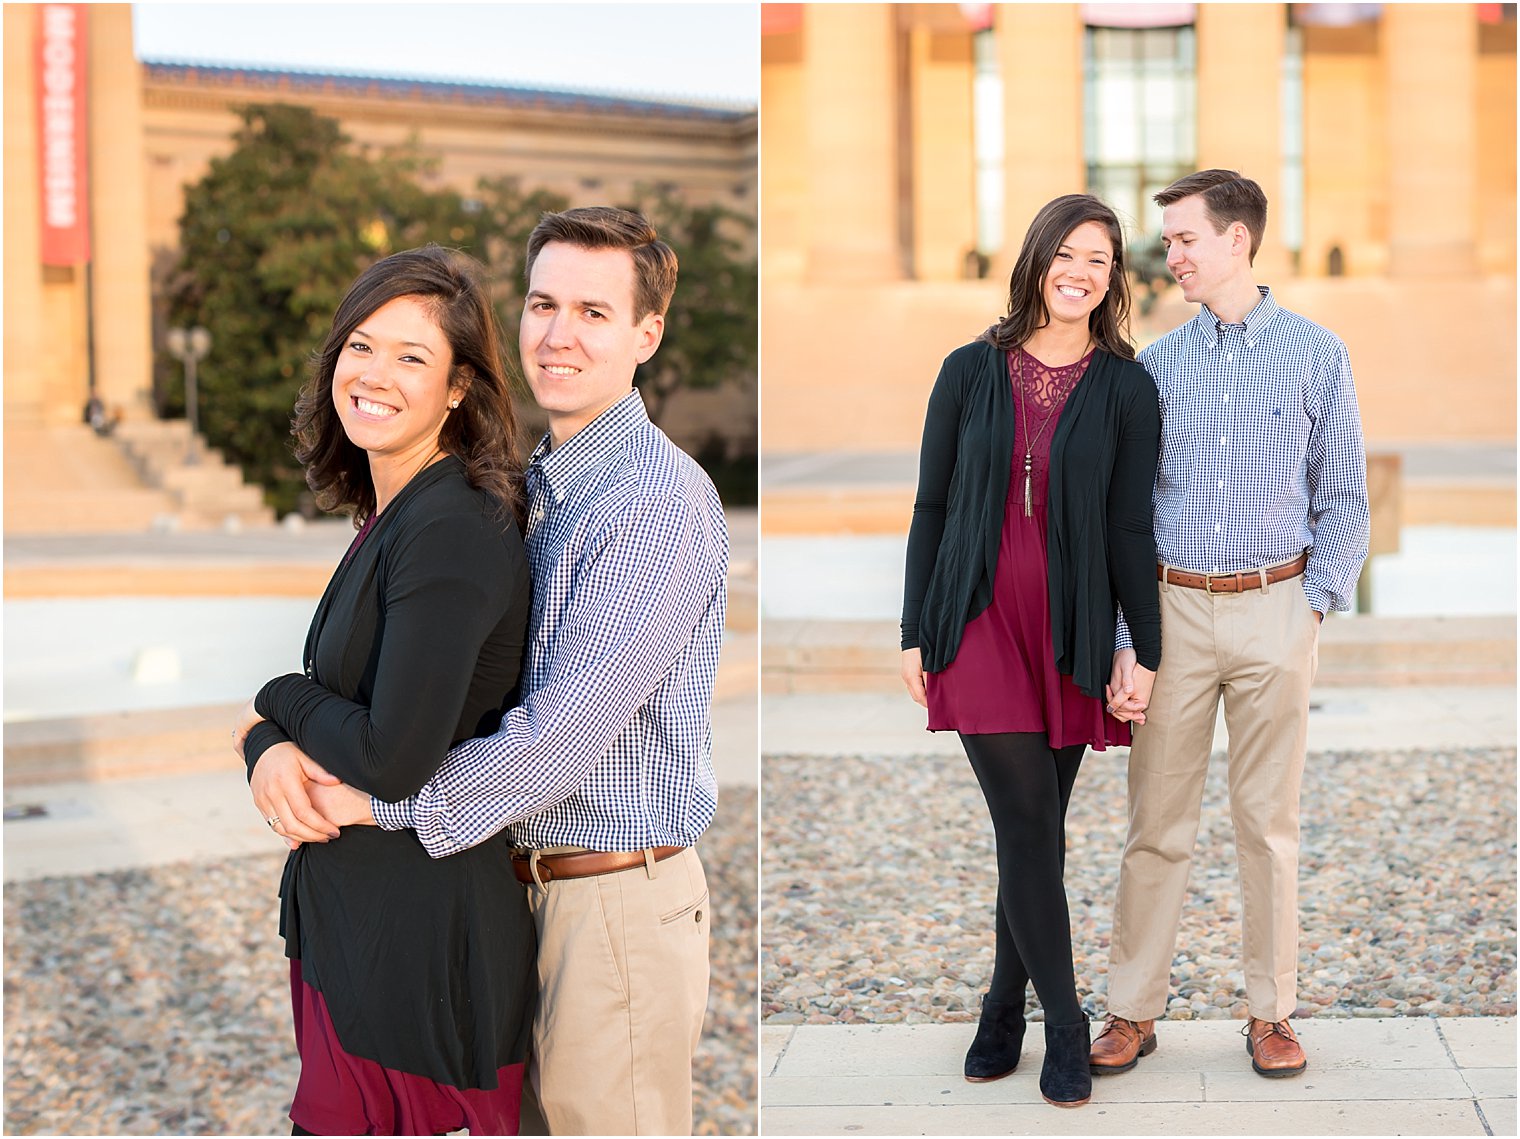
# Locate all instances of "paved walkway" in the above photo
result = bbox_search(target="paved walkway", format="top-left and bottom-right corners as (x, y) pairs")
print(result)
(763, 682), (1517, 760)
(762, 1017), (1515, 1135)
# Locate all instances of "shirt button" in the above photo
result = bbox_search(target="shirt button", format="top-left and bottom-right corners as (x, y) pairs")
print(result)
(1212, 566), (1220, 573)
(1220, 436), (1228, 445)
(1223, 393), (1229, 402)
(1217, 480), (1224, 490)
(1226, 353), (1234, 362)
(1247, 340), (1256, 348)
(1214, 524), (1221, 533)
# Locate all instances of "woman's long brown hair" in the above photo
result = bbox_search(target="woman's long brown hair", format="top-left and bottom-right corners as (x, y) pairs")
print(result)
(292, 245), (525, 528)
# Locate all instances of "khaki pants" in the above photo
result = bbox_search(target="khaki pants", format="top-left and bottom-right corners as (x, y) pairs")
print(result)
(525, 847), (710, 1136)
(1108, 570), (1320, 1024)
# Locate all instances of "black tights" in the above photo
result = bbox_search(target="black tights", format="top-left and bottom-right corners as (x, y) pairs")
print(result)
(961, 732), (1086, 1026)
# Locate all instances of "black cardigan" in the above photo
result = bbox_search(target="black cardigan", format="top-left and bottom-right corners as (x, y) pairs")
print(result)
(244, 456), (530, 798)
(901, 340), (1161, 699)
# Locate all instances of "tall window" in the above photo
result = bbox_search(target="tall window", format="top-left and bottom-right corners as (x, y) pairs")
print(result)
(1083, 24), (1197, 247)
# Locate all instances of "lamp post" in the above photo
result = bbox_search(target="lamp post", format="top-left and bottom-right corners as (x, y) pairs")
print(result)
(166, 326), (211, 465)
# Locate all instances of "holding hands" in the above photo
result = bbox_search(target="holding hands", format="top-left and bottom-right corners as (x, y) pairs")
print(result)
(248, 741), (343, 848)
(235, 695), (377, 846)
(1105, 648), (1156, 726)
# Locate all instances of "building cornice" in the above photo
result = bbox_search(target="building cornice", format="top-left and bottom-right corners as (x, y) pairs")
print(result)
(141, 61), (757, 143)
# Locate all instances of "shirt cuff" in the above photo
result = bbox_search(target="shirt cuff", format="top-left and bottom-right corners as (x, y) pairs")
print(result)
(371, 796), (415, 832)
(1302, 579), (1332, 617)
(1113, 610), (1134, 653)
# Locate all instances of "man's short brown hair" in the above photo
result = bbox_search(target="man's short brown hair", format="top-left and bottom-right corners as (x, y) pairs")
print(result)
(1155, 170), (1268, 264)
(525, 206), (679, 321)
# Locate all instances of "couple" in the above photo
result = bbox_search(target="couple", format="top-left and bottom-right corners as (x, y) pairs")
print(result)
(232, 207), (727, 1136)
(900, 171), (1370, 1108)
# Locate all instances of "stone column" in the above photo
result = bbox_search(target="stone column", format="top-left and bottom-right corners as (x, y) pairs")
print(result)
(1195, 3), (1290, 279)
(1384, 4), (1479, 277)
(908, 25), (976, 282)
(802, 4), (903, 282)
(87, 4), (155, 420)
(4, 5), (47, 426)
(994, 4), (1083, 275)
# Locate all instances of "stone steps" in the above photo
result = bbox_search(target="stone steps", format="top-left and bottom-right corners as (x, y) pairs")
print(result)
(5, 425), (183, 533)
(112, 420), (275, 528)
(762, 614), (1518, 694)
(5, 422), (275, 536)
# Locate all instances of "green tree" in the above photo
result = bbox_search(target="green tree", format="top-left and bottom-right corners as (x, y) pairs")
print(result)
(164, 107), (759, 511)
(161, 104), (492, 515)
(627, 187), (758, 430)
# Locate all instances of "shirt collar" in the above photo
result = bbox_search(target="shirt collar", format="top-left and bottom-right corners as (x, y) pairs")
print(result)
(1191, 285), (1279, 344)
(528, 388), (649, 503)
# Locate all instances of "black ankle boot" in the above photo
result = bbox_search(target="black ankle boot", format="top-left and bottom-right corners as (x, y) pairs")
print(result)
(963, 996), (1026, 1082)
(1040, 1018), (1092, 1107)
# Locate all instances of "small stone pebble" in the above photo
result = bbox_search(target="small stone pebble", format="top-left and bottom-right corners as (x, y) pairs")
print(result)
(5, 790), (757, 1136)
(762, 747), (1515, 1027)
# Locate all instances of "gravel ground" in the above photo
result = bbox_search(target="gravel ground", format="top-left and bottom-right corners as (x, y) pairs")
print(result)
(4, 787), (757, 1136)
(763, 748), (1515, 1026)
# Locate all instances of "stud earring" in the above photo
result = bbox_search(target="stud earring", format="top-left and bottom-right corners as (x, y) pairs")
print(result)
(449, 399), (460, 409)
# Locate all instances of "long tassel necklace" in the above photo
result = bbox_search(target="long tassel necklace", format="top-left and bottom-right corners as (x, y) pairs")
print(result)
(1014, 345), (1090, 518)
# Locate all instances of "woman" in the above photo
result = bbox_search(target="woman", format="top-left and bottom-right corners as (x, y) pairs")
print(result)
(233, 245), (535, 1135)
(899, 194), (1161, 1108)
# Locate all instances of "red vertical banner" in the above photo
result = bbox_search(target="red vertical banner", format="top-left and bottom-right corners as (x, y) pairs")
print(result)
(37, 3), (90, 266)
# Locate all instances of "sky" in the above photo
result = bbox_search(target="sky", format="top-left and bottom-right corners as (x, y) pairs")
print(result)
(132, 3), (759, 107)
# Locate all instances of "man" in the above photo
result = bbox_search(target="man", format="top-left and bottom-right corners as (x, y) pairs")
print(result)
(1097, 171), (1368, 1079)
(265, 206), (729, 1135)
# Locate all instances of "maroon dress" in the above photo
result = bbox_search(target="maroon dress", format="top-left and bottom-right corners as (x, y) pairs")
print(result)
(926, 347), (1129, 751)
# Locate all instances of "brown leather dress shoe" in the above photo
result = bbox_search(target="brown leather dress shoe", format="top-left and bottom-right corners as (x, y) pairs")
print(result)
(1088, 1015), (1157, 1075)
(1243, 1018), (1307, 1077)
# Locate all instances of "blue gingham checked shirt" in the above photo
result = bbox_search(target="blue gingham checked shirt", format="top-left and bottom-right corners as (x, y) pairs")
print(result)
(1118, 287), (1369, 647)
(372, 389), (728, 856)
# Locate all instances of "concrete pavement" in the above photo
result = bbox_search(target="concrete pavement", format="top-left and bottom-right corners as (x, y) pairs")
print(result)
(761, 1017), (1516, 1135)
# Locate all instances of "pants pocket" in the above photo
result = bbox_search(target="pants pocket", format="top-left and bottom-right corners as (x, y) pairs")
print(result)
(660, 888), (709, 926)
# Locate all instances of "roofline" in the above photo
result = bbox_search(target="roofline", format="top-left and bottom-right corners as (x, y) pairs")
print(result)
(140, 60), (756, 122)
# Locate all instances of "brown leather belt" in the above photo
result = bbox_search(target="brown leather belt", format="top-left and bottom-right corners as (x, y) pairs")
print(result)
(510, 845), (685, 884)
(1158, 552), (1308, 594)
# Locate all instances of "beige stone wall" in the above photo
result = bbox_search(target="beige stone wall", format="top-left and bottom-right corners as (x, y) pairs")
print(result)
(761, 275), (1517, 454)
(759, 3), (1516, 455)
